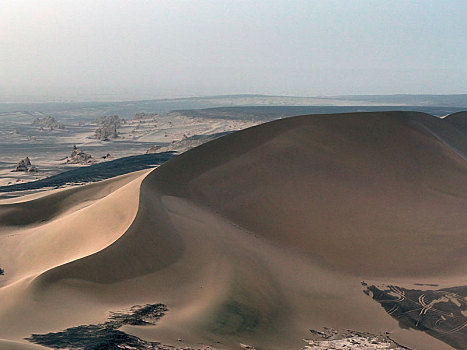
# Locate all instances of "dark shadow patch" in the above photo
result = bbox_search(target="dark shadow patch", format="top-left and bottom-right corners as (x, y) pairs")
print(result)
(363, 284), (467, 350)
(26, 326), (158, 350)
(0, 152), (176, 193)
(107, 303), (167, 326)
(0, 267), (4, 275)
(26, 303), (170, 350)
(212, 301), (260, 335)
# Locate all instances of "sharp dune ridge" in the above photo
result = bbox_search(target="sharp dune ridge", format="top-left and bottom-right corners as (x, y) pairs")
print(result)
(0, 169), (149, 227)
(0, 111), (465, 350)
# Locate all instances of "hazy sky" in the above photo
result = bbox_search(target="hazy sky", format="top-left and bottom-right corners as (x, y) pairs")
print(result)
(1, 0), (466, 101)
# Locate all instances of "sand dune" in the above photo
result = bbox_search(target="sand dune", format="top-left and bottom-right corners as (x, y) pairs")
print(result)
(0, 112), (465, 350)
(445, 111), (467, 135)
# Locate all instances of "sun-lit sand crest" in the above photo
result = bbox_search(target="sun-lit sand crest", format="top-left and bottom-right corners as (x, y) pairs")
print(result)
(0, 111), (465, 350)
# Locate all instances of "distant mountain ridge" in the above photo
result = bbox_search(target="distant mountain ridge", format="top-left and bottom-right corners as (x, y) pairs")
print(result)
(334, 94), (467, 107)
(1, 94), (466, 118)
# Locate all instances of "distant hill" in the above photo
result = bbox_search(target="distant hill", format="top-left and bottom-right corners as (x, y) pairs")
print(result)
(333, 94), (467, 107)
(172, 105), (464, 121)
(1, 94), (466, 119)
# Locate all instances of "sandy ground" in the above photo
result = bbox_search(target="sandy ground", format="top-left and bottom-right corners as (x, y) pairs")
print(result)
(0, 111), (465, 350)
(0, 111), (260, 189)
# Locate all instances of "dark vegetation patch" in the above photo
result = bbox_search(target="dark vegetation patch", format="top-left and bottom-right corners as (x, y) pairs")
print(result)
(26, 304), (171, 350)
(363, 284), (467, 350)
(0, 267), (4, 275)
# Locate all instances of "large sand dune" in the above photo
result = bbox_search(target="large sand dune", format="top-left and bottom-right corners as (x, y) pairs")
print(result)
(0, 112), (465, 350)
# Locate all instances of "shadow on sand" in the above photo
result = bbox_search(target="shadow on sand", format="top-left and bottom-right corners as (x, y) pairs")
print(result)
(364, 284), (467, 350)
(26, 304), (169, 350)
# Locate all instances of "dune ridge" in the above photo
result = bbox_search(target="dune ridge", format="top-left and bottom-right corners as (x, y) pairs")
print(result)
(0, 111), (465, 350)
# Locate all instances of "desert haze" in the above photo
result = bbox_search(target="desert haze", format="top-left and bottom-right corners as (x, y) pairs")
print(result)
(0, 111), (465, 350)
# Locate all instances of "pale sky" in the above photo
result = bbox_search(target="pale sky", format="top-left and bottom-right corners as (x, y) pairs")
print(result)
(1, 0), (466, 101)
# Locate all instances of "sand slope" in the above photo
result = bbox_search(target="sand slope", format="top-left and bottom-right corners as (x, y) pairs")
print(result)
(0, 112), (465, 350)
(445, 111), (467, 136)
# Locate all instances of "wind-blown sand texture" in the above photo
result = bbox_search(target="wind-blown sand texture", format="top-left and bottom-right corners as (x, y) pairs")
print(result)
(0, 111), (465, 350)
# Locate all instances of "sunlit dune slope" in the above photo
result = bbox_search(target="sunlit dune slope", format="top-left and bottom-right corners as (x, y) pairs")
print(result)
(0, 111), (465, 350)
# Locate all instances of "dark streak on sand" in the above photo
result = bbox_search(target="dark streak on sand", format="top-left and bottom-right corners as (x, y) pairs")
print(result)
(212, 301), (261, 335)
(26, 304), (174, 350)
(363, 284), (467, 350)
(0, 152), (176, 193)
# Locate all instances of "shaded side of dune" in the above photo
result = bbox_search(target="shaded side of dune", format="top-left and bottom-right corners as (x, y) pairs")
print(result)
(148, 111), (467, 277)
(445, 111), (467, 135)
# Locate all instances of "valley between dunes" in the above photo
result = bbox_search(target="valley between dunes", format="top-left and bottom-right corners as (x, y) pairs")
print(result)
(0, 112), (466, 350)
